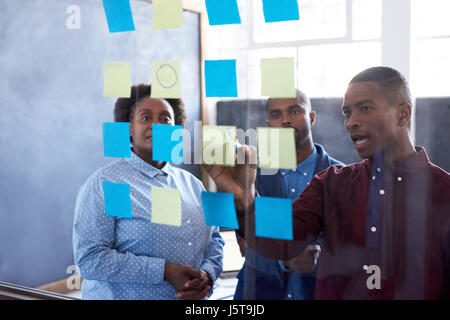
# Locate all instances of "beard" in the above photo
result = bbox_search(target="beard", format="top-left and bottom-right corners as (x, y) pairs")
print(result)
(294, 126), (311, 149)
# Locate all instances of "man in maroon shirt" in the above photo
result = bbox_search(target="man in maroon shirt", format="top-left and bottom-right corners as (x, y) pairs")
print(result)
(204, 67), (449, 299)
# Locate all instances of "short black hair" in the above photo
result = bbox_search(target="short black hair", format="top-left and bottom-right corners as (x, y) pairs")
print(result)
(114, 84), (186, 126)
(265, 89), (312, 114)
(349, 66), (412, 106)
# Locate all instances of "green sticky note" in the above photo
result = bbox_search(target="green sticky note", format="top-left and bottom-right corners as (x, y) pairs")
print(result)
(257, 127), (296, 169)
(153, 0), (183, 30)
(261, 57), (296, 98)
(104, 62), (131, 98)
(151, 61), (181, 98)
(203, 125), (236, 166)
(151, 187), (181, 226)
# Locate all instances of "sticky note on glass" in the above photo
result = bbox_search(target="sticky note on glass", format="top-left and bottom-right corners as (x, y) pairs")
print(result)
(261, 57), (296, 98)
(103, 122), (131, 158)
(205, 0), (241, 26)
(255, 196), (293, 240)
(201, 191), (239, 229)
(103, 181), (132, 219)
(151, 187), (182, 226)
(102, 0), (135, 33)
(152, 124), (183, 163)
(153, 0), (182, 30)
(257, 127), (296, 169)
(151, 61), (181, 98)
(262, 0), (300, 23)
(104, 62), (131, 98)
(203, 125), (236, 166)
(205, 60), (238, 97)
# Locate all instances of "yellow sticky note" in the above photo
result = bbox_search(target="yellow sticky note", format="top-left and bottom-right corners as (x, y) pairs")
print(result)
(257, 127), (296, 169)
(151, 61), (181, 98)
(151, 187), (181, 226)
(261, 57), (296, 98)
(104, 62), (131, 98)
(203, 125), (236, 166)
(153, 0), (183, 30)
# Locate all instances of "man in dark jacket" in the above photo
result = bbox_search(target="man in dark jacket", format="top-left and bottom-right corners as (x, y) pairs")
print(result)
(234, 89), (343, 300)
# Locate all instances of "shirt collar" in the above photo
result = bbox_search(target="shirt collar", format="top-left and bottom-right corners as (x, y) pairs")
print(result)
(368, 146), (430, 176)
(125, 151), (170, 178)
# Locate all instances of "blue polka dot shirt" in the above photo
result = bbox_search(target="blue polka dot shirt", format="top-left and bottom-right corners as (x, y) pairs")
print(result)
(73, 152), (224, 300)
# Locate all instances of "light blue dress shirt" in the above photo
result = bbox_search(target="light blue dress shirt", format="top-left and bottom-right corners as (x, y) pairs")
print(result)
(73, 151), (224, 300)
(278, 147), (319, 298)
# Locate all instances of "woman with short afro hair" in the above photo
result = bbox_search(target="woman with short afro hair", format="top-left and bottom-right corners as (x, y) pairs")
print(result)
(73, 84), (224, 300)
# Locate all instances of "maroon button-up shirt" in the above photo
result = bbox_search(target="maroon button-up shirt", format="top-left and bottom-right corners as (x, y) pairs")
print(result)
(237, 147), (450, 299)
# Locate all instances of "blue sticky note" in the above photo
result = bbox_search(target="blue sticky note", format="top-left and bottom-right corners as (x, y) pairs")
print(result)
(103, 0), (136, 33)
(255, 196), (293, 240)
(152, 124), (183, 163)
(205, 60), (238, 97)
(205, 0), (241, 26)
(103, 181), (132, 218)
(262, 0), (300, 23)
(201, 191), (239, 229)
(103, 122), (131, 158)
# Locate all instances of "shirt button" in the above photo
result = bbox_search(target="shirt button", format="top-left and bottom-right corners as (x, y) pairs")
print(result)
(291, 188), (296, 193)
(377, 167), (381, 172)
(371, 226), (376, 232)
(303, 172), (307, 176)
(188, 242), (192, 246)
(397, 177), (402, 182)
(379, 189), (385, 195)
(281, 172), (286, 176)
(287, 294), (292, 298)
(372, 176), (376, 180)
(186, 220), (191, 224)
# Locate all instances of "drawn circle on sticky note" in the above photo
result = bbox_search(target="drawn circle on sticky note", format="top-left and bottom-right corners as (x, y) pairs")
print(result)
(156, 64), (178, 89)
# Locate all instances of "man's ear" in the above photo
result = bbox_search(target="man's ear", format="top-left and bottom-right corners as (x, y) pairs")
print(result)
(309, 111), (316, 127)
(397, 102), (411, 127)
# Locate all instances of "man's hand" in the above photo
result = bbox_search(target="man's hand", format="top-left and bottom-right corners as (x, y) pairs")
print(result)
(282, 245), (321, 274)
(203, 144), (257, 211)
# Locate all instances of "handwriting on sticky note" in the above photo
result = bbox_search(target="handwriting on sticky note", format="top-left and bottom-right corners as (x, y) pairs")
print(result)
(151, 61), (181, 98)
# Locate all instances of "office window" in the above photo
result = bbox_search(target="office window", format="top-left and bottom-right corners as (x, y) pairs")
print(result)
(253, 0), (348, 43)
(352, 0), (381, 40)
(413, 0), (450, 96)
(415, 0), (450, 38)
(298, 42), (381, 97)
